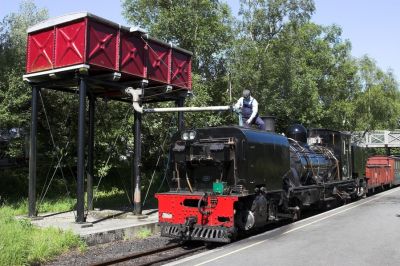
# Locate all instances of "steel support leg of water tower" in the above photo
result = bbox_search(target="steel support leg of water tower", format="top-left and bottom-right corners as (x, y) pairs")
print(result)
(28, 85), (39, 217)
(133, 109), (142, 215)
(76, 76), (87, 223)
(87, 93), (95, 211)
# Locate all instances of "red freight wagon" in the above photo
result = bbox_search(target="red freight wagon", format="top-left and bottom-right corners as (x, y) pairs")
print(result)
(365, 156), (400, 191)
(26, 12), (192, 90)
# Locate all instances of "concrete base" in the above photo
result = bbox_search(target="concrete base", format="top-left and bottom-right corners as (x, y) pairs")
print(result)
(126, 213), (149, 220)
(24, 209), (159, 246)
(76, 222), (93, 228)
(29, 216), (44, 221)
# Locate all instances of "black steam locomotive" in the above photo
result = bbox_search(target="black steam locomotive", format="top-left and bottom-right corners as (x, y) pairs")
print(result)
(156, 124), (366, 243)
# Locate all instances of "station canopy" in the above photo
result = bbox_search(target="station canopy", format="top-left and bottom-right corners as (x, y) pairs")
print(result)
(23, 12), (192, 103)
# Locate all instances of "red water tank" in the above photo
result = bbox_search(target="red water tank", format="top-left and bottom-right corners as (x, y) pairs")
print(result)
(26, 12), (192, 90)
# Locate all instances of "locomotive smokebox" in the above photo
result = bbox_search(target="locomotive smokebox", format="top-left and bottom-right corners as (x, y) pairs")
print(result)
(260, 116), (276, 132)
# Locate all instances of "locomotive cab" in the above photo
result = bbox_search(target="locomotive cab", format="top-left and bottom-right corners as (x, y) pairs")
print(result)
(308, 129), (352, 180)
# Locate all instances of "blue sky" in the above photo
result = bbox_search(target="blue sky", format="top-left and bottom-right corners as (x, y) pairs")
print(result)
(1, 0), (399, 81)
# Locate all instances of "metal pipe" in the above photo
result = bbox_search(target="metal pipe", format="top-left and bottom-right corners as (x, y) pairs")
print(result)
(176, 98), (185, 130)
(125, 88), (232, 114)
(28, 86), (39, 217)
(76, 76), (87, 223)
(87, 94), (95, 211)
(126, 88), (143, 113)
(145, 105), (231, 113)
(133, 106), (142, 215)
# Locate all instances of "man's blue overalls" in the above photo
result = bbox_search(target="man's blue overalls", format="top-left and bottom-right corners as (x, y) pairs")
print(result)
(242, 98), (266, 130)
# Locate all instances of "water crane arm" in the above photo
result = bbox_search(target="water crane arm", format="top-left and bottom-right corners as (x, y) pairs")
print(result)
(125, 87), (233, 114)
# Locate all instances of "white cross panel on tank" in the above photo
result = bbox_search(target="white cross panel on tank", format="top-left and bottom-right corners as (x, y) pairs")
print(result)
(351, 130), (400, 147)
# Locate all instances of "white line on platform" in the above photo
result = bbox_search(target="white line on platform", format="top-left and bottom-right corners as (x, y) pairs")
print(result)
(283, 187), (400, 235)
(187, 187), (400, 266)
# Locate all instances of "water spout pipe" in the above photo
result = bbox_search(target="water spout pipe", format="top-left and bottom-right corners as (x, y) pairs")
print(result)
(125, 87), (233, 113)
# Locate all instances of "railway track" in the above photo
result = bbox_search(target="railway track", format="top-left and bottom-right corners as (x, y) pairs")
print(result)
(90, 242), (207, 266)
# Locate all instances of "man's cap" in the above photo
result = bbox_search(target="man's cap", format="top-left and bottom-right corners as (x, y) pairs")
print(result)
(242, 89), (251, 98)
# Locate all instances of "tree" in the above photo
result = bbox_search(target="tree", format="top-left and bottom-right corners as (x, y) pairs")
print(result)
(0, 1), (48, 157)
(0, 1), (48, 196)
(229, 0), (398, 133)
(230, 0), (325, 131)
(121, 2), (236, 142)
(120, 1), (238, 193)
(353, 56), (400, 130)
(122, 0), (234, 78)
(238, 0), (315, 43)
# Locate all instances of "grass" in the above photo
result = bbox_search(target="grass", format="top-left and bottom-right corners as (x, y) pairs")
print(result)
(4, 197), (76, 216)
(0, 186), (149, 265)
(135, 228), (153, 239)
(0, 205), (85, 266)
(92, 187), (131, 209)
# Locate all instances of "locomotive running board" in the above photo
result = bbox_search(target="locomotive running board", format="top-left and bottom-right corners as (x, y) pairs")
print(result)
(159, 222), (235, 243)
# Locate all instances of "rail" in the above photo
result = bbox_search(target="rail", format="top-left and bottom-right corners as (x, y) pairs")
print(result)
(90, 243), (205, 266)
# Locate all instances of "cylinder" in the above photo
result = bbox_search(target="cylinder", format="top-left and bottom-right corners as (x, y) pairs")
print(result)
(260, 116), (276, 132)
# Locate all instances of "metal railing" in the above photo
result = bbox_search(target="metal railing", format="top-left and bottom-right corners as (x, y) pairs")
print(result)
(351, 130), (400, 147)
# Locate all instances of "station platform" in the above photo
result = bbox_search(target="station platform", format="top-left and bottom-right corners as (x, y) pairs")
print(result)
(167, 186), (400, 266)
(29, 209), (159, 246)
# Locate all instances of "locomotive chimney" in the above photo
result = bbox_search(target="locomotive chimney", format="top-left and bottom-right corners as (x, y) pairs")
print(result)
(260, 116), (276, 132)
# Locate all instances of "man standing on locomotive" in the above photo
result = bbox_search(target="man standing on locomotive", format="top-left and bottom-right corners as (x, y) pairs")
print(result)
(234, 89), (266, 130)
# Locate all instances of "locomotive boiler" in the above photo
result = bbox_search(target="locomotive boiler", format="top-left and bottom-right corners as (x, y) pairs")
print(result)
(156, 125), (360, 243)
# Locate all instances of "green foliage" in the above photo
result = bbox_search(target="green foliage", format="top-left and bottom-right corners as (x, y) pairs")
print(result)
(121, 0), (237, 188)
(0, 0), (48, 178)
(2, 197), (75, 216)
(353, 56), (400, 130)
(0, 188), (134, 265)
(238, 0), (315, 42)
(122, 0), (234, 76)
(230, 0), (321, 130)
(230, 0), (400, 131)
(0, 1), (50, 199)
(0, 0), (48, 129)
(0, 0), (399, 214)
(0, 204), (85, 266)
(91, 187), (130, 209)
